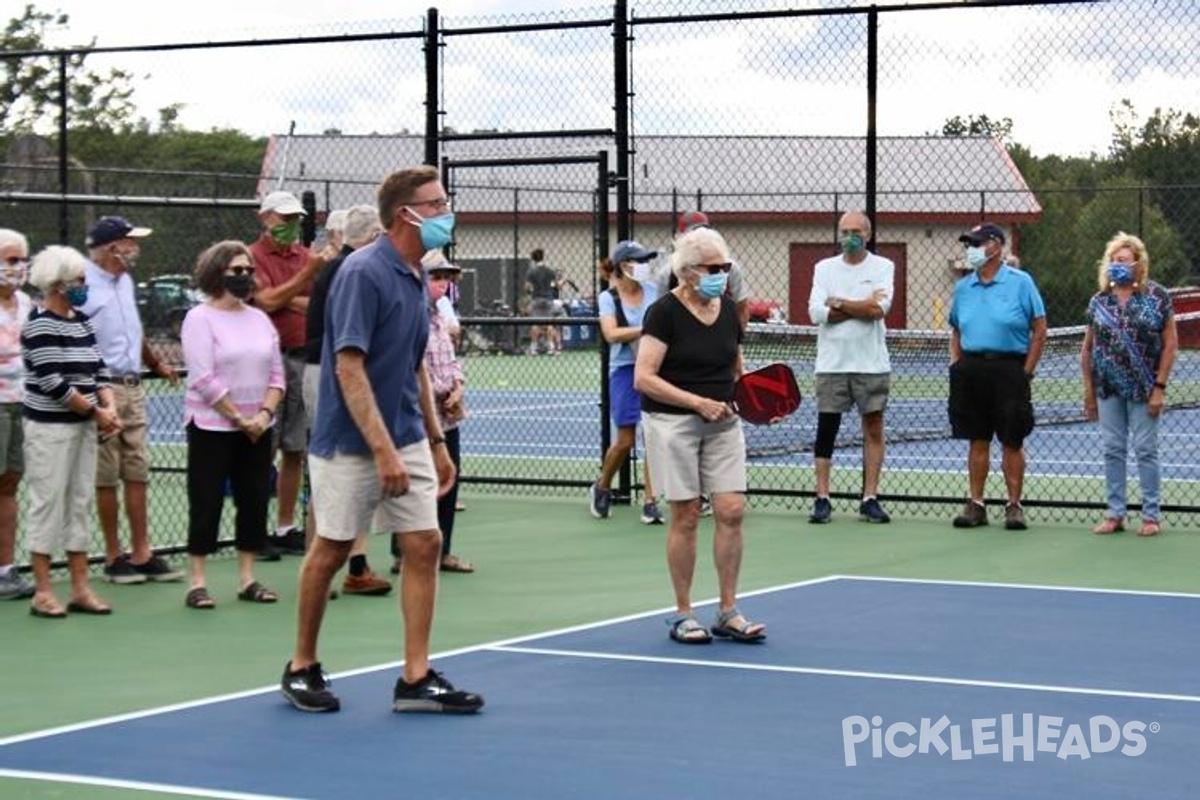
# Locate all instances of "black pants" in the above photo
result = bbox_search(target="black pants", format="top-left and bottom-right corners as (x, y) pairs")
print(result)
(186, 423), (273, 555)
(438, 427), (462, 556)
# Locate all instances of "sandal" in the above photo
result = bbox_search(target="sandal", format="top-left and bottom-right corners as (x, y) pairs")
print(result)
(1138, 521), (1161, 537)
(440, 555), (475, 573)
(1092, 518), (1125, 535)
(237, 581), (278, 603)
(667, 613), (712, 644)
(29, 594), (67, 619)
(67, 596), (113, 615)
(711, 607), (767, 643)
(185, 587), (216, 610)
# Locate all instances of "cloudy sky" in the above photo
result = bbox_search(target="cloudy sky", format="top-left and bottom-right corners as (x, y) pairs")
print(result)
(28, 0), (1200, 158)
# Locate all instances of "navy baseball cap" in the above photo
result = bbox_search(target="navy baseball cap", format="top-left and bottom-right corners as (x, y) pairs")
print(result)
(611, 240), (658, 264)
(86, 216), (152, 247)
(958, 222), (1006, 246)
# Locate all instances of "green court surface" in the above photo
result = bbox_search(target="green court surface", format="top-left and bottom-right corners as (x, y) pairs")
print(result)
(3, 494), (1198, 799)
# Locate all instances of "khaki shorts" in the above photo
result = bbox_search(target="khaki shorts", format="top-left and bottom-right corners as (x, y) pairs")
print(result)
(308, 440), (440, 541)
(814, 372), (891, 416)
(24, 420), (96, 554)
(96, 383), (149, 487)
(0, 403), (24, 474)
(643, 411), (746, 503)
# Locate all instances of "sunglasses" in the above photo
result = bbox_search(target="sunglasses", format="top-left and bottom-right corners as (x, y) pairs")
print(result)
(226, 265), (256, 276)
(692, 262), (732, 275)
(1, 257), (27, 267)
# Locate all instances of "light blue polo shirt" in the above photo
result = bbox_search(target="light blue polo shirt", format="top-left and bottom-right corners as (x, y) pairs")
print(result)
(80, 261), (143, 375)
(949, 265), (1046, 353)
(597, 280), (658, 372)
(309, 235), (430, 457)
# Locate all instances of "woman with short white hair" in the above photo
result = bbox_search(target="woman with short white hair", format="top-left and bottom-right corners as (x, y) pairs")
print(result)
(0, 229), (33, 601)
(21, 245), (122, 618)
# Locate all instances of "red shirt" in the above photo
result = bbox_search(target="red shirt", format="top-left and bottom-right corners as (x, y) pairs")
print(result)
(249, 234), (310, 349)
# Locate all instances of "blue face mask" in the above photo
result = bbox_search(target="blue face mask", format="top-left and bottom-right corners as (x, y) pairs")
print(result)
(840, 233), (864, 254)
(697, 272), (728, 299)
(965, 246), (989, 270)
(1108, 262), (1135, 286)
(64, 283), (89, 307)
(407, 208), (455, 250)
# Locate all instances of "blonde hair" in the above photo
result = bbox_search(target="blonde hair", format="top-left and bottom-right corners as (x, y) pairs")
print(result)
(1097, 231), (1149, 292)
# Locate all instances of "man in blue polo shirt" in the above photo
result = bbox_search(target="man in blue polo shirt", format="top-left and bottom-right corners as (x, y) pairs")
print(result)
(280, 165), (483, 716)
(948, 221), (1046, 531)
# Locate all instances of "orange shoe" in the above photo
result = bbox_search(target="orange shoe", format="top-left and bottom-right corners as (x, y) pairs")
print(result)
(341, 570), (393, 596)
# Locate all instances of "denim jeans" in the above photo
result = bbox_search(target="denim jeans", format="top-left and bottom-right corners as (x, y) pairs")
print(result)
(1097, 395), (1161, 521)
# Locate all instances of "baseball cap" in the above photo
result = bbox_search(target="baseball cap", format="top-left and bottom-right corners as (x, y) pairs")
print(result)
(260, 190), (306, 216)
(420, 249), (462, 275)
(324, 209), (348, 232)
(677, 210), (711, 234)
(958, 222), (1006, 246)
(86, 216), (152, 248)
(611, 240), (658, 264)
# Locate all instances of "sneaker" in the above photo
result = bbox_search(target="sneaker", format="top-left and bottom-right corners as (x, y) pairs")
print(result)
(858, 497), (891, 524)
(589, 483), (611, 519)
(281, 661), (340, 713)
(699, 494), (713, 517)
(342, 570), (392, 596)
(0, 569), (34, 600)
(103, 555), (148, 585)
(808, 496), (832, 524)
(256, 539), (282, 562)
(131, 555), (183, 583)
(272, 525), (307, 556)
(952, 501), (988, 528)
(393, 669), (484, 714)
(640, 501), (664, 525)
(1004, 502), (1028, 531)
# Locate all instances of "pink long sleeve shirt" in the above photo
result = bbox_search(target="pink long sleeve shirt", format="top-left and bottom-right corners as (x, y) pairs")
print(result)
(181, 302), (285, 431)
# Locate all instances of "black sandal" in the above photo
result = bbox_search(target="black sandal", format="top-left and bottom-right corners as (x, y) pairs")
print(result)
(237, 581), (278, 603)
(185, 587), (215, 610)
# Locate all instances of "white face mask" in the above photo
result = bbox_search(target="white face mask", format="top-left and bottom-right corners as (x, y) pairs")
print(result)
(626, 262), (650, 282)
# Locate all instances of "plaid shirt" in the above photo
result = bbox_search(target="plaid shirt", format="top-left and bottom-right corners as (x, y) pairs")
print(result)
(425, 310), (464, 430)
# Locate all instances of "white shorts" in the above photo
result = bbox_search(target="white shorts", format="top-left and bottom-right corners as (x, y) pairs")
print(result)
(309, 440), (440, 541)
(642, 412), (746, 503)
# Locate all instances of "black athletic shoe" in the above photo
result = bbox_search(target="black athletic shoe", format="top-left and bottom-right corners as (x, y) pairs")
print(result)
(808, 496), (832, 524)
(273, 525), (307, 556)
(393, 669), (484, 714)
(281, 661), (340, 713)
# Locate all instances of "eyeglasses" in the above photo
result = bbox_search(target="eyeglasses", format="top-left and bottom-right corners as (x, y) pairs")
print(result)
(408, 198), (452, 212)
(692, 262), (732, 275)
(1, 257), (27, 268)
(226, 265), (256, 276)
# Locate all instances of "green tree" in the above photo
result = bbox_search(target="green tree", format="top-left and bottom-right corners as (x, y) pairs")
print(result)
(940, 114), (1015, 146)
(0, 4), (137, 132)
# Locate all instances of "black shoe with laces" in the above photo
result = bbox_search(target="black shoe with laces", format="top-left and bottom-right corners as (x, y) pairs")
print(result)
(393, 669), (484, 714)
(281, 661), (340, 713)
(808, 496), (832, 524)
(858, 497), (891, 524)
(273, 526), (307, 556)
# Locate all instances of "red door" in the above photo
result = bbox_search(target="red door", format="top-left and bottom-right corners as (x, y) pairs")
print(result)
(788, 242), (907, 328)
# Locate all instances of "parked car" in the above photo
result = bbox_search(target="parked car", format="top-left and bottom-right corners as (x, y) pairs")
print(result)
(136, 274), (203, 339)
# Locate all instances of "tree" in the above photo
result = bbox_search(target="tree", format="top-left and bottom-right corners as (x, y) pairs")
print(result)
(940, 114), (1015, 147)
(0, 4), (137, 132)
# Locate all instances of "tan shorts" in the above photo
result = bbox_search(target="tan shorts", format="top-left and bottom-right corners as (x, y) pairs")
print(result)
(643, 411), (746, 503)
(23, 420), (96, 554)
(96, 383), (149, 487)
(308, 440), (439, 541)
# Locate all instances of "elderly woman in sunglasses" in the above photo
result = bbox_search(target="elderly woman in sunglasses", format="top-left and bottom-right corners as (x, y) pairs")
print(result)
(634, 226), (765, 646)
(179, 240), (285, 609)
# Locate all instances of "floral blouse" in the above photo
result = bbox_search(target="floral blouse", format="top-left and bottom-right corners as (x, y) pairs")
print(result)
(1085, 281), (1173, 402)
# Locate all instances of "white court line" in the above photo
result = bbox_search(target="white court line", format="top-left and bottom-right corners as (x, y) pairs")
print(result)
(0, 575), (844, 748)
(0, 770), (292, 800)
(490, 644), (1200, 705)
(836, 573), (1200, 600)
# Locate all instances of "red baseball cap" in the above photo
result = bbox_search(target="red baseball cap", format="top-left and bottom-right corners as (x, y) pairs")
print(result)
(677, 210), (711, 234)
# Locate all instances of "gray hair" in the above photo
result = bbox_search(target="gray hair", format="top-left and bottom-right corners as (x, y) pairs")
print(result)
(28, 245), (87, 293)
(325, 208), (349, 233)
(344, 203), (382, 249)
(670, 227), (731, 281)
(0, 228), (28, 255)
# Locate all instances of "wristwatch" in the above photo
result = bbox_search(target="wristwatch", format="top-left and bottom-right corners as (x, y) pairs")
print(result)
(429, 435), (447, 447)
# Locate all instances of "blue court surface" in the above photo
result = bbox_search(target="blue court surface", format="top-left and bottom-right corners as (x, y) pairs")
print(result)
(3, 576), (1198, 799)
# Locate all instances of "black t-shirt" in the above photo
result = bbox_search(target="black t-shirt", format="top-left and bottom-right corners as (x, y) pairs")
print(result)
(305, 245), (353, 364)
(640, 292), (742, 414)
(526, 263), (557, 299)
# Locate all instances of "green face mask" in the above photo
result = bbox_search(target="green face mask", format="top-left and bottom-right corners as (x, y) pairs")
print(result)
(840, 233), (865, 254)
(269, 221), (300, 246)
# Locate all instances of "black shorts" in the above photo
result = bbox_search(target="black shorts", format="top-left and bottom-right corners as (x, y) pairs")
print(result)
(948, 355), (1034, 448)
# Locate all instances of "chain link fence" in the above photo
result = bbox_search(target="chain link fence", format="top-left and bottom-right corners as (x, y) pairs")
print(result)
(2, 0), (1198, 570)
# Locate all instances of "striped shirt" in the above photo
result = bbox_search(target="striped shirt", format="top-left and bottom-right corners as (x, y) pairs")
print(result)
(21, 306), (111, 423)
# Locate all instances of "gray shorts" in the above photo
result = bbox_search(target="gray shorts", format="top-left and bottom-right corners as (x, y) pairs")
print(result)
(814, 373), (891, 416)
(0, 403), (23, 474)
(529, 298), (562, 317)
(642, 411), (746, 502)
(274, 354), (308, 453)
